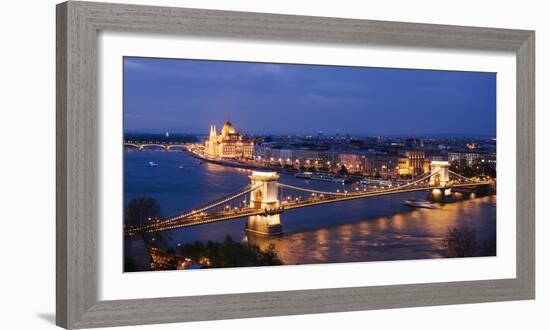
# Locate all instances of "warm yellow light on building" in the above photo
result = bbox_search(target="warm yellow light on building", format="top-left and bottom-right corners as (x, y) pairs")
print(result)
(204, 120), (253, 159)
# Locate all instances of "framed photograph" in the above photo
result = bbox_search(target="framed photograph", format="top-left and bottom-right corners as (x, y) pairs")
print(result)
(56, 1), (535, 328)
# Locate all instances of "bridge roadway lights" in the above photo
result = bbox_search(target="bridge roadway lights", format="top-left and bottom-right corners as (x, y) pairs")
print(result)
(246, 171), (283, 236)
(123, 142), (188, 152)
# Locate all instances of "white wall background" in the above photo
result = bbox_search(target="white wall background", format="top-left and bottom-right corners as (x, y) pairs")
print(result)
(0, 0), (547, 329)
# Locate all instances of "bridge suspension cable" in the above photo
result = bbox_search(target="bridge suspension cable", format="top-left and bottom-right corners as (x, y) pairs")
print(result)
(164, 184), (261, 222)
(126, 168), (496, 235)
(277, 183), (349, 196)
(385, 171), (437, 190)
(277, 170), (438, 197)
(448, 170), (476, 182)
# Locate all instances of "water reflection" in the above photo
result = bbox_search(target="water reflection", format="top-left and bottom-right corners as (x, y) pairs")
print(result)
(246, 195), (496, 265)
(125, 150), (496, 266)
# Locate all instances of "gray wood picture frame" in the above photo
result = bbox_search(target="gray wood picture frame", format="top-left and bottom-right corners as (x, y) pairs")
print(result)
(56, 1), (535, 328)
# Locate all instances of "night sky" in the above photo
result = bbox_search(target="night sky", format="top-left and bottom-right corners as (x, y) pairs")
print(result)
(123, 57), (496, 137)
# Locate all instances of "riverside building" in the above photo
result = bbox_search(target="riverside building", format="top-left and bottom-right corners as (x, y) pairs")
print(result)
(204, 120), (254, 159)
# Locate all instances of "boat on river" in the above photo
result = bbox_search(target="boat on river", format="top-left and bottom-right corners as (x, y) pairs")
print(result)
(403, 199), (436, 209)
(295, 171), (313, 179)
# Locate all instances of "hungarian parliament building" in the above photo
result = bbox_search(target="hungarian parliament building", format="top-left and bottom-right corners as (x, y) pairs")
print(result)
(204, 120), (254, 159)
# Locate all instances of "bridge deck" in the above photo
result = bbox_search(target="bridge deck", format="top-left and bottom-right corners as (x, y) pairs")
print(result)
(126, 181), (493, 234)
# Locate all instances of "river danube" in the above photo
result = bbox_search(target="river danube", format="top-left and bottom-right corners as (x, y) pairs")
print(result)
(124, 150), (496, 265)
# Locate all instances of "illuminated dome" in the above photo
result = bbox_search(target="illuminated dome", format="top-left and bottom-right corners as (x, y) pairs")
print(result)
(221, 121), (236, 135)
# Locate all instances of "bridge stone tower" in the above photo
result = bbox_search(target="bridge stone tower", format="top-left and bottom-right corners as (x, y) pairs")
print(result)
(429, 160), (451, 199)
(429, 161), (450, 187)
(246, 171), (283, 235)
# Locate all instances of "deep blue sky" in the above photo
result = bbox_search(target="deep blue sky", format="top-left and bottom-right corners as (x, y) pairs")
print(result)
(123, 57), (496, 136)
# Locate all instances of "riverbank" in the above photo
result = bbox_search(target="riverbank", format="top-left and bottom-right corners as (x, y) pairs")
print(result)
(184, 147), (298, 174)
(124, 150), (497, 266)
(187, 149), (356, 184)
(184, 147), (379, 183)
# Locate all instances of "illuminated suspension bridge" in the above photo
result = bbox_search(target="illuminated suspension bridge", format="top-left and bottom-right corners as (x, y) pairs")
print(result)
(125, 161), (495, 236)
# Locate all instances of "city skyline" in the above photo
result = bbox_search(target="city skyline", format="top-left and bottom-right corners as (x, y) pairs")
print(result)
(123, 57), (496, 136)
(123, 56), (497, 271)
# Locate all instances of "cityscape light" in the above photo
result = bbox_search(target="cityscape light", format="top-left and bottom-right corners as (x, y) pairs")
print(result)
(126, 118), (496, 268)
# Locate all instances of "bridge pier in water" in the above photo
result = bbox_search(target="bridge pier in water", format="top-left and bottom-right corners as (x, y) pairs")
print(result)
(125, 160), (497, 237)
(246, 171), (283, 236)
